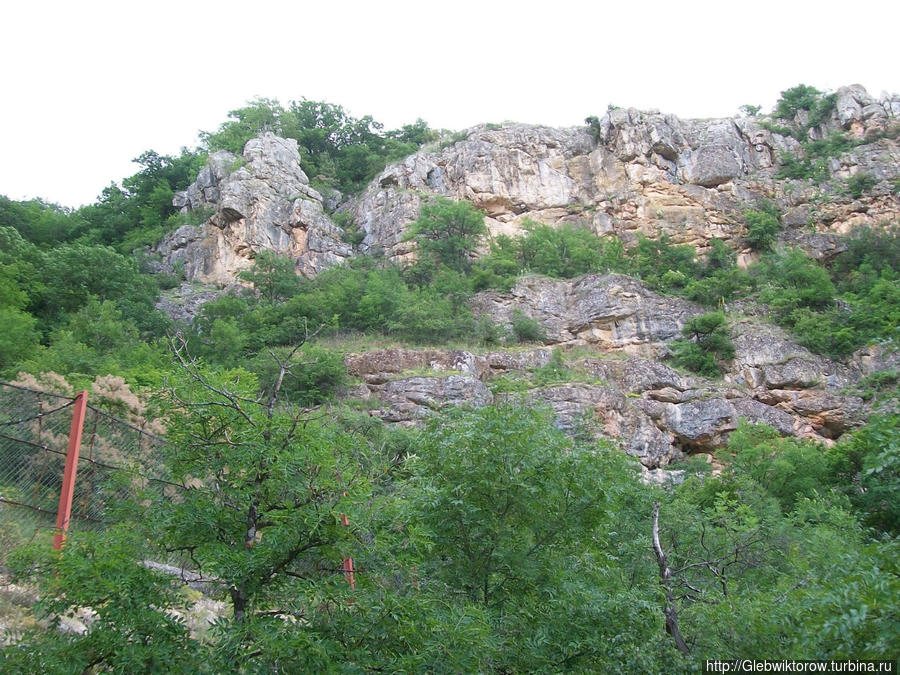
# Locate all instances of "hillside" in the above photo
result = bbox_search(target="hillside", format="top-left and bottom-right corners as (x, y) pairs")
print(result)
(147, 84), (899, 470)
(0, 84), (898, 671)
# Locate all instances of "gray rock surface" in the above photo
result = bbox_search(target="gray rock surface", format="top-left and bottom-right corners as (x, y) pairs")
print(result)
(156, 133), (352, 285)
(345, 349), (485, 384)
(373, 375), (493, 422)
(472, 274), (702, 355)
(729, 321), (854, 391)
(340, 324), (873, 467)
(499, 384), (678, 467)
(155, 282), (224, 323)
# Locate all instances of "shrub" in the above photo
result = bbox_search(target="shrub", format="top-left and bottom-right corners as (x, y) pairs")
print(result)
(684, 267), (754, 307)
(669, 312), (734, 377)
(532, 348), (570, 385)
(773, 84), (823, 120)
(510, 310), (546, 344)
(250, 345), (346, 406)
(846, 173), (877, 198)
(775, 153), (829, 182)
(473, 315), (507, 346)
(409, 198), (486, 273)
(757, 250), (836, 318)
(745, 206), (781, 251)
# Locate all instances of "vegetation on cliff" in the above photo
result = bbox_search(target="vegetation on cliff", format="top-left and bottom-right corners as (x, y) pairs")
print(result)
(0, 85), (898, 670)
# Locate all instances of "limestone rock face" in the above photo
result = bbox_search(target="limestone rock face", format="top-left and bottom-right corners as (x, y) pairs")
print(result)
(339, 307), (871, 467)
(371, 376), (493, 423)
(471, 274), (702, 355)
(729, 321), (855, 390)
(155, 283), (224, 324)
(158, 85), (899, 286)
(349, 125), (593, 260)
(345, 348), (486, 384)
(504, 384), (677, 467)
(156, 133), (352, 285)
(349, 85), (899, 266)
(576, 357), (696, 393)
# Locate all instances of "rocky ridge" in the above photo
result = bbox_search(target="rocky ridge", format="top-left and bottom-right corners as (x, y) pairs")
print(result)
(156, 85), (900, 286)
(350, 84), (900, 266)
(341, 341), (870, 469)
(155, 133), (352, 284)
(341, 270), (881, 469)
(150, 85), (899, 471)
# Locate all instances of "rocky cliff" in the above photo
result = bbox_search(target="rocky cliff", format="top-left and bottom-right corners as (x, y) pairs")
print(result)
(157, 85), (899, 283)
(155, 133), (352, 284)
(341, 271), (893, 469)
(152, 85), (899, 470)
(351, 84), (900, 266)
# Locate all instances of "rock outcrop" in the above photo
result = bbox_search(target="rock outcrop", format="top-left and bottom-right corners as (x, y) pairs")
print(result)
(142, 86), (896, 472)
(471, 273), (702, 356)
(155, 133), (352, 285)
(340, 297), (871, 468)
(154, 85), (899, 286)
(349, 85), (900, 264)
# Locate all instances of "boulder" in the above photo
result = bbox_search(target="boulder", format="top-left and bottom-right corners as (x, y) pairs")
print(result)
(729, 321), (854, 391)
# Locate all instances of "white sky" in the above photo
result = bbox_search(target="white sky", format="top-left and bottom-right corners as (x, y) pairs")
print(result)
(2, 0), (898, 208)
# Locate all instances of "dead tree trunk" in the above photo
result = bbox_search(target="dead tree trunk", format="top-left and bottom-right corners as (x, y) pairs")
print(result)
(652, 501), (690, 654)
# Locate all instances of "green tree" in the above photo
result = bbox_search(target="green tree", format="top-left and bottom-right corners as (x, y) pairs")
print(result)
(0, 196), (87, 246)
(3, 527), (206, 674)
(744, 202), (781, 251)
(200, 97), (285, 154)
(400, 404), (658, 670)
(145, 341), (379, 666)
(409, 197), (486, 273)
(757, 249), (836, 317)
(0, 307), (39, 371)
(773, 84), (823, 120)
(629, 235), (699, 291)
(669, 312), (734, 376)
(238, 249), (302, 303)
(409, 404), (612, 609)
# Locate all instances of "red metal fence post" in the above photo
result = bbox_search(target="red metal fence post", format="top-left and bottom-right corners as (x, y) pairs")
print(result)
(53, 390), (88, 550)
(340, 511), (355, 589)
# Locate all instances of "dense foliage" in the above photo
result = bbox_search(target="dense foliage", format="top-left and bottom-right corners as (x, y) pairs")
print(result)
(744, 201), (782, 251)
(669, 312), (735, 376)
(3, 392), (898, 671)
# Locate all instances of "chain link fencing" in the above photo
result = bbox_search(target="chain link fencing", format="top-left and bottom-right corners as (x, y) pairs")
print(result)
(0, 382), (171, 550)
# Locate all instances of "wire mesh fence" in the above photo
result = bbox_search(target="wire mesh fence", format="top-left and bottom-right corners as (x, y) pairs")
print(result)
(0, 382), (170, 545)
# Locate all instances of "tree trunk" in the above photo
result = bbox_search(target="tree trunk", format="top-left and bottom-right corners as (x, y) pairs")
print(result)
(652, 501), (690, 654)
(231, 585), (248, 623)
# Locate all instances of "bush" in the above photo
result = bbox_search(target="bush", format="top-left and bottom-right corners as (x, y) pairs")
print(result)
(510, 310), (546, 343)
(775, 153), (829, 182)
(744, 203), (781, 251)
(250, 345), (346, 406)
(473, 315), (507, 346)
(669, 312), (734, 377)
(773, 84), (823, 120)
(409, 198), (486, 273)
(757, 250), (836, 318)
(685, 267), (754, 306)
(846, 173), (877, 198)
